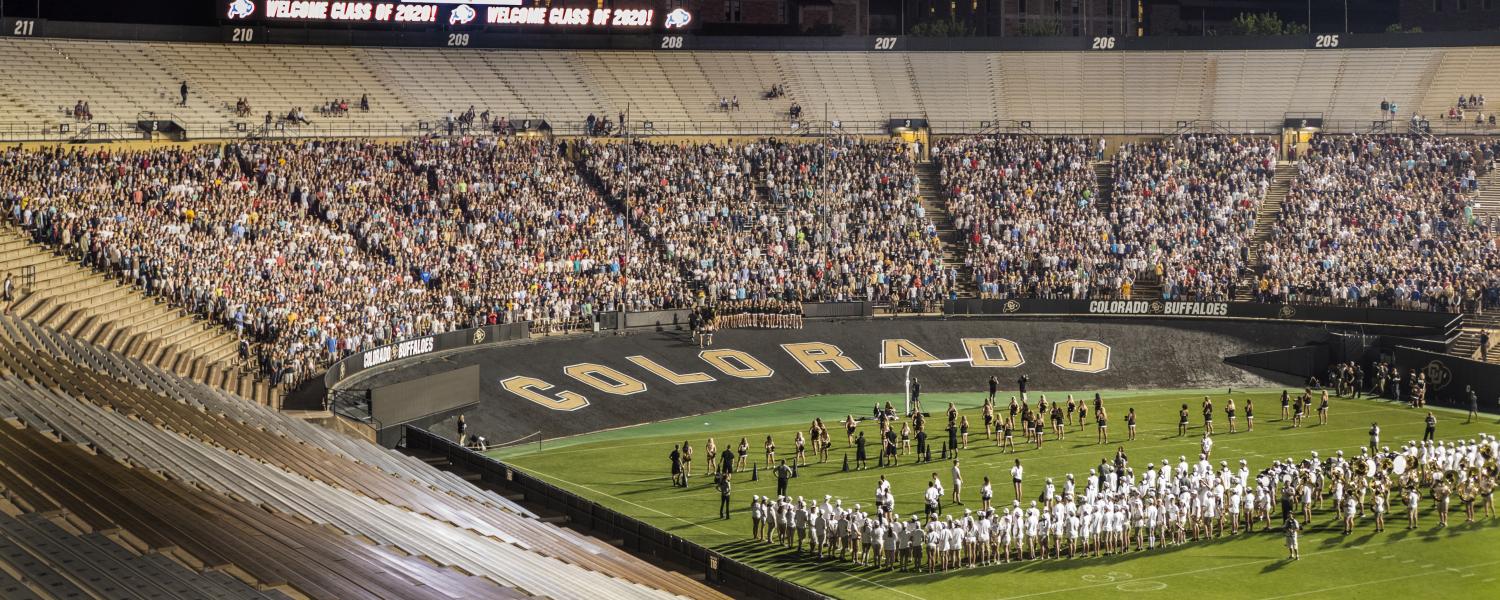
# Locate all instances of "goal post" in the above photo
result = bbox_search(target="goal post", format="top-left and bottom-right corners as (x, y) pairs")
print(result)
(876, 358), (973, 415)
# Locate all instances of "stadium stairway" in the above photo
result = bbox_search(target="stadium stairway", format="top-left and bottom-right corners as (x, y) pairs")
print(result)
(0, 225), (275, 408)
(916, 160), (975, 298)
(1452, 312), (1500, 365)
(1472, 164), (1500, 235)
(1092, 160), (1115, 214)
(1247, 161), (1299, 269)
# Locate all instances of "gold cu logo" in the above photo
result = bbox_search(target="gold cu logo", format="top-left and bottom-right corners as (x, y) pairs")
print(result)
(1148, 300), (1164, 314)
(473, 327), (486, 345)
(1423, 360), (1453, 391)
(1278, 305), (1298, 319)
(1003, 299), (1022, 313)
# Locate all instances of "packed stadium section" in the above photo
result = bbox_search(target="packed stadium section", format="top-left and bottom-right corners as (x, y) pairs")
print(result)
(0, 2), (1499, 599)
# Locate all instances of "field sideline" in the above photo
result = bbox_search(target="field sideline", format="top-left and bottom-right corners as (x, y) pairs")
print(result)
(493, 389), (1500, 599)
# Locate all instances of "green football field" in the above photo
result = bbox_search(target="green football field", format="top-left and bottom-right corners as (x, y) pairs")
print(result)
(492, 388), (1500, 599)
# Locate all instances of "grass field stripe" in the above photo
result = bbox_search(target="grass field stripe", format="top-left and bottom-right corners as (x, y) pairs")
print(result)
(1254, 559), (1500, 600)
(753, 409), (1423, 492)
(517, 469), (734, 537)
(498, 392), (1228, 458)
(950, 527), (1492, 597)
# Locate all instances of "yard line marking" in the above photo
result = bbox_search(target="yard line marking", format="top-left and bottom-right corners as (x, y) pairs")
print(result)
(920, 532), (1495, 598)
(500, 392), (1250, 458)
(1256, 559), (1500, 600)
(516, 469), (733, 537)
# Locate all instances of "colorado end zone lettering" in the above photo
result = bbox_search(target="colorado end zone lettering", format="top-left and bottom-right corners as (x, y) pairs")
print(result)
(1087, 300), (1229, 317)
(501, 338), (1112, 411)
(362, 336), (435, 368)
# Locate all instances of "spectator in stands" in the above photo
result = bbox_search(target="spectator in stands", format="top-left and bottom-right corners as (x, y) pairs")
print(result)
(179, 80), (188, 106)
(789, 103), (802, 120)
(2, 271), (13, 315)
(360, 93), (370, 111)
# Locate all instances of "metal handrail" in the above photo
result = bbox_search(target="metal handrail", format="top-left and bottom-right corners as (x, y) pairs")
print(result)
(1, 115), (1495, 143)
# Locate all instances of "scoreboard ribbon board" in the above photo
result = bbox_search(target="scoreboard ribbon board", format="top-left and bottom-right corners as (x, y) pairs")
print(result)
(222, 0), (692, 31)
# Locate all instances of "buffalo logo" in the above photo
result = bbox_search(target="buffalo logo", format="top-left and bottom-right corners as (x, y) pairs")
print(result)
(1423, 360), (1453, 391)
(1148, 300), (1165, 315)
(1003, 299), (1022, 314)
(664, 8), (693, 29)
(472, 327), (487, 345)
(1278, 305), (1298, 319)
(226, 0), (255, 19)
(449, 4), (477, 25)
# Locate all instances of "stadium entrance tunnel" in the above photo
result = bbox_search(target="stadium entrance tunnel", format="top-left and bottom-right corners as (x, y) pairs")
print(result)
(347, 318), (1327, 444)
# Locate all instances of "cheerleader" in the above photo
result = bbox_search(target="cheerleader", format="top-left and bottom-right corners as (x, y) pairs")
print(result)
(763, 435), (776, 466)
(1126, 407), (1137, 441)
(1245, 398), (1255, 431)
(1202, 396), (1215, 434)
(737, 437), (749, 471)
(794, 431), (806, 467)
(1225, 398), (1237, 433)
(1096, 407), (1109, 445)
(704, 438), (717, 475)
(1178, 403), (1190, 436)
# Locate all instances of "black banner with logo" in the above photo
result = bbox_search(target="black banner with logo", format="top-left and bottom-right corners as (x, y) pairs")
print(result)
(324, 322), (530, 388)
(1390, 346), (1500, 411)
(944, 298), (1460, 331)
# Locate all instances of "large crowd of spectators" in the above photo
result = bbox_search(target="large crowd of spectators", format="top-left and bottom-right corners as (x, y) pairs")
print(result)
(1258, 134), (1500, 311)
(939, 135), (1278, 301)
(1110, 135), (1278, 301)
(1, 137), (684, 385)
(581, 138), (951, 309)
(3, 133), (1498, 389)
(936, 136), (1114, 299)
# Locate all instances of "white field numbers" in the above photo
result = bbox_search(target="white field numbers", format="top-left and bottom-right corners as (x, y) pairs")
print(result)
(447, 33), (470, 47)
(12, 20), (36, 36)
(660, 36), (683, 49)
(1315, 34), (1340, 48)
(231, 27), (254, 42)
(1091, 36), (1116, 50)
(874, 37), (897, 50)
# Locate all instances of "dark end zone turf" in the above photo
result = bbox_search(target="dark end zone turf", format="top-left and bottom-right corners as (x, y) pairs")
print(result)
(357, 318), (1322, 444)
(494, 390), (1500, 600)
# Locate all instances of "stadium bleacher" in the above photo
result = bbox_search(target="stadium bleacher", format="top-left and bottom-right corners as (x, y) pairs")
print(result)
(0, 312), (724, 599)
(0, 38), (1491, 132)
